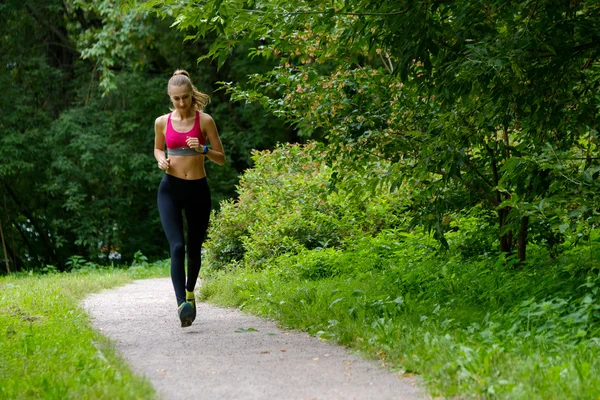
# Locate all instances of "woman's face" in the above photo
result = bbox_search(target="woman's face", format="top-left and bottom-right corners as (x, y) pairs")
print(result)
(168, 84), (192, 112)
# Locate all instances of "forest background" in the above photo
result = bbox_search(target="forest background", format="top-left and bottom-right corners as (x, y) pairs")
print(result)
(1, 0), (599, 271)
(2, 0), (600, 398)
(0, 0), (299, 269)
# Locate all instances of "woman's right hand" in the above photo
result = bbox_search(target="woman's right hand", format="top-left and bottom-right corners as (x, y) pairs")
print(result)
(157, 158), (170, 171)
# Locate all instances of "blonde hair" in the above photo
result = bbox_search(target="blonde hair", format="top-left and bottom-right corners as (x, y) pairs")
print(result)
(168, 69), (211, 111)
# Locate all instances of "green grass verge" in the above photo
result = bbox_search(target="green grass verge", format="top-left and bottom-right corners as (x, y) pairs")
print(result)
(0, 262), (169, 400)
(200, 231), (600, 399)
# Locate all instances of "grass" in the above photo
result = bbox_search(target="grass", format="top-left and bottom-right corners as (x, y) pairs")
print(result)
(200, 229), (600, 399)
(0, 262), (169, 400)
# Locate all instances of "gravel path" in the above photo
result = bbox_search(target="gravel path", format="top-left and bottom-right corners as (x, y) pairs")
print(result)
(83, 278), (428, 400)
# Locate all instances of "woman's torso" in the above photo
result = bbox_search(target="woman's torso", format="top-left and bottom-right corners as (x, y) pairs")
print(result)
(163, 110), (206, 180)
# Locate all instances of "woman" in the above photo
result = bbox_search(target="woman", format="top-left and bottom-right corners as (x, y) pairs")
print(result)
(154, 69), (225, 327)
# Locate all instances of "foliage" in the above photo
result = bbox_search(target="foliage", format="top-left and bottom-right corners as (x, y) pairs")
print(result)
(144, 0), (600, 261)
(0, 0), (297, 270)
(204, 142), (409, 269)
(201, 228), (600, 398)
(39, 73), (169, 263)
(67, 0), (156, 92)
(131, 250), (149, 266)
(0, 261), (168, 399)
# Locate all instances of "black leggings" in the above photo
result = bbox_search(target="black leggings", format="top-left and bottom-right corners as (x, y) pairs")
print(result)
(157, 174), (211, 306)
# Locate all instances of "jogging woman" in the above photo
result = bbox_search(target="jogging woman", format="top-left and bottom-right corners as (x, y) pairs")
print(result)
(154, 69), (225, 327)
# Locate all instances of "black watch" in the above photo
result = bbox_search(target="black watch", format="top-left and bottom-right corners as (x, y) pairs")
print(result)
(202, 145), (209, 155)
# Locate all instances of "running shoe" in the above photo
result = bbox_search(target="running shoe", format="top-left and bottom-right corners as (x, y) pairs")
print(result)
(177, 302), (194, 328)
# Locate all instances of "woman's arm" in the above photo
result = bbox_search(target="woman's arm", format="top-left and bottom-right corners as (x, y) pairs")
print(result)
(200, 113), (226, 166)
(154, 116), (170, 171)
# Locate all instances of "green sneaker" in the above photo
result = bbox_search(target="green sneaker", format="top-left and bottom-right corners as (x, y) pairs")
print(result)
(177, 302), (194, 328)
(186, 289), (197, 322)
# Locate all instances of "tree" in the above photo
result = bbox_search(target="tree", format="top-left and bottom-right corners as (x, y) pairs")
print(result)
(139, 0), (600, 261)
(1, 0), (300, 270)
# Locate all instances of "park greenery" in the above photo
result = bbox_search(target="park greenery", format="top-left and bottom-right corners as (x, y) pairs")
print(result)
(145, 0), (600, 262)
(200, 143), (600, 398)
(2, 0), (600, 398)
(0, 260), (169, 399)
(1, 0), (296, 270)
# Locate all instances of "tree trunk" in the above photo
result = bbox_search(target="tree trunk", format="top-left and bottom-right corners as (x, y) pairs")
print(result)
(0, 215), (11, 273)
(517, 216), (529, 263)
(488, 144), (513, 255)
(498, 205), (514, 254)
(498, 208), (508, 252)
(4, 194), (17, 271)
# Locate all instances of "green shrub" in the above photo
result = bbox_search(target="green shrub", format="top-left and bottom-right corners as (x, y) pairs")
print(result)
(446, 206), (499, 259)
(204, 142), (410, 270)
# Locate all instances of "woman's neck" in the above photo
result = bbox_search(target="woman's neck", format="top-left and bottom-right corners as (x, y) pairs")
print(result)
(175, 109), (194, 121)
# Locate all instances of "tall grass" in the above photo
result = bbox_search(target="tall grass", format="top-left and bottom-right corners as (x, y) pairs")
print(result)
(200, 230), (600, 399)
(0, 262), (168, 399)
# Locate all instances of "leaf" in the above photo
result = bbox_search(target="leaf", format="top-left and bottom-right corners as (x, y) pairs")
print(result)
(537, 198), (546, 210)
(235, 327), (258, 333)
(328, 297), (344, 309)
(582, 168), (594, 183)
(559, 223), (569, 233)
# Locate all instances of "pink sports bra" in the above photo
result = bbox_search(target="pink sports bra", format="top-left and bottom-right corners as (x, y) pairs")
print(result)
(165, 110), (205, 155)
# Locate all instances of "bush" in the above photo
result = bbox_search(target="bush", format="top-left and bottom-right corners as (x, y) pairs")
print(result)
(447, 206), (500, 259)
(204, 142), (410, 270)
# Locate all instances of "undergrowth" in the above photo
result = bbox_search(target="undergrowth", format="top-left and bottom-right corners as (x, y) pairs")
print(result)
(0, 261), (169, 399)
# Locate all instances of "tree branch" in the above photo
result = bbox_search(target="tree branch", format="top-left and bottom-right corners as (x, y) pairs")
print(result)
(463, 157), (494, 190)
(379, 52), (394, 74)
(240, 7), (410, 17)
(530, 39), (600, 59)
(25, 4), (80, 55)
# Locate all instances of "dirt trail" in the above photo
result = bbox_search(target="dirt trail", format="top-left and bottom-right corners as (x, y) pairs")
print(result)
(83, 278), (428, 400)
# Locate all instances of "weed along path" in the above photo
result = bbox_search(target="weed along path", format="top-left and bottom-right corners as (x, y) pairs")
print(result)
(83, 278), (427, 400)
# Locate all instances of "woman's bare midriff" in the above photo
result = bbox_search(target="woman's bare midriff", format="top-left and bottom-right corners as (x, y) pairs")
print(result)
(167, 154), (206, 180)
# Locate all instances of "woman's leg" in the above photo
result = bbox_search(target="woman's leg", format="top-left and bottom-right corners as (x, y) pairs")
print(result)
(184, 178), (212, 293)
(157, 176), (187, 306)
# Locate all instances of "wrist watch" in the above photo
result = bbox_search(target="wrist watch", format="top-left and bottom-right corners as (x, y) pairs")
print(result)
(202, 145), (209, 155)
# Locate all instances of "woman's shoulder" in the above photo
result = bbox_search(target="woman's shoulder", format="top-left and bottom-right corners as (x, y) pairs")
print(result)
(199, 111), (214, 123)
(199, 111), (217, 134)
(155, 113), (170, 127)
